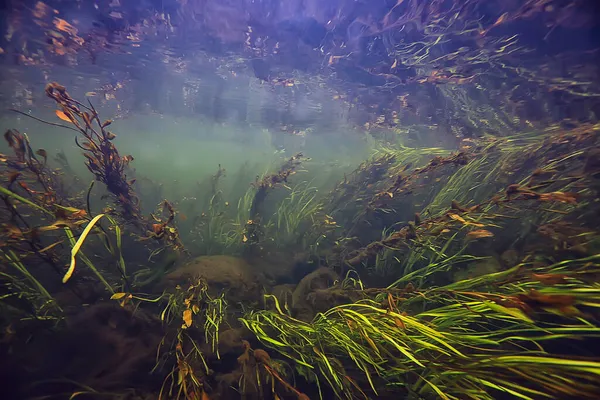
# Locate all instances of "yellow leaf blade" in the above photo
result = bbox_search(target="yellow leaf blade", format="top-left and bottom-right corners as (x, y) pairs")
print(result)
(183, 309), (192, 328)
(63, 214), (106, 283)
(55, 109), (73, 123)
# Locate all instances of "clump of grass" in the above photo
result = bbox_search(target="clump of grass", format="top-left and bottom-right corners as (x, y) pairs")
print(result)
(155, 277), (228, 399)
(241, 125), (600, 400)
(242, 255), (600, 399)
(266, 181), (322, 248)
(1, 248), (63, 320)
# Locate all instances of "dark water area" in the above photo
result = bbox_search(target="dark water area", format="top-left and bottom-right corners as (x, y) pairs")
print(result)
(1, 1), (600, 399)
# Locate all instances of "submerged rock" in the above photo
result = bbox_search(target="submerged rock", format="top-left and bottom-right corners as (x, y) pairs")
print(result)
(163, 255), (262, 303)
(217, 327), (249, 356)
(500, 248), (520, 267)
(248, 251), (301, 285)
(14, 303), (163, 396)
(291, 267), (339, 320)
(271, 283), (296, 306)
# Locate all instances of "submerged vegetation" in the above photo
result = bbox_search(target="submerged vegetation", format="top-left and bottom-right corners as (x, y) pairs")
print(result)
(1, 81), (599, 400)
(1, 0), (600, 399)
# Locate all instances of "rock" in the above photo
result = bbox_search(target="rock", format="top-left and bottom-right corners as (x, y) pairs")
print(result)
(249, 252), (297, 285)
(291, 267), (339, 320)
(306, 288), (365, 314)
(30, 303), (162, 390)
(270, 283), (296, 306)
(163, 255), (261, 303)
(218, 327), (251, 356)
(500, 248), (520, 267)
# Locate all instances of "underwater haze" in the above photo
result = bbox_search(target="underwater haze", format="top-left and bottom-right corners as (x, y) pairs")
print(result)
(1, 1), (600, 399)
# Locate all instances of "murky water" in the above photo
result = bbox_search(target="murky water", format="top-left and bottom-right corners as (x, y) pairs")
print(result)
(1, 1), (600, 399)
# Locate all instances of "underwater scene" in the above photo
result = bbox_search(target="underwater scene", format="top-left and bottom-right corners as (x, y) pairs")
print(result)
(1, 0), (600, 399)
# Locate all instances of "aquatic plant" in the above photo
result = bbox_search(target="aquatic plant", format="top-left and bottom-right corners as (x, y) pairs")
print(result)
(156, 277), (227, 400)
(238, 121), (600, 399)
(45, 83), (141, 221)
(237, 339), (310, 400)
(233, 185), (257, 248)
(371, 143), (452, 172)
(249, 153), (307, 220)
(0, 247), (62, 321)
(242, 251), (600, 400)
(1, 2), (599, 400)
(0, 126), (132, 324)
(231, 153), (309, 253)
(267, 181), (322, 249)
(184, 157), (317, 256)
(43, 83), (185, 253)
(336, 120), (599, 272)
(189, 164), (240, 255)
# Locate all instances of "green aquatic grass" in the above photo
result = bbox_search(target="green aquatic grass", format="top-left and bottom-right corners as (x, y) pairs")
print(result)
(0, 186), (53, 215)
(242, 250), (600, 399)
(2, 85), (599, 400)
(1, 248), (63, 317)
(155, 278), (227, 399)
(0, 185), (122, 322)
(204, 292), (227, 358)
(198, 189), (234, 254)
(426, 153), (492, 215)
(242, 296), (600, 399)
(268, 181), (322, 248)
(371, 143), (452, 171)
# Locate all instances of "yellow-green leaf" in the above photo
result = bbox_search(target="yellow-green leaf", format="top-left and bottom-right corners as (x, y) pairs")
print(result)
(484, 300), (533, 323)
(63, 214), (106, 283)
(183, 309), (192, 328)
